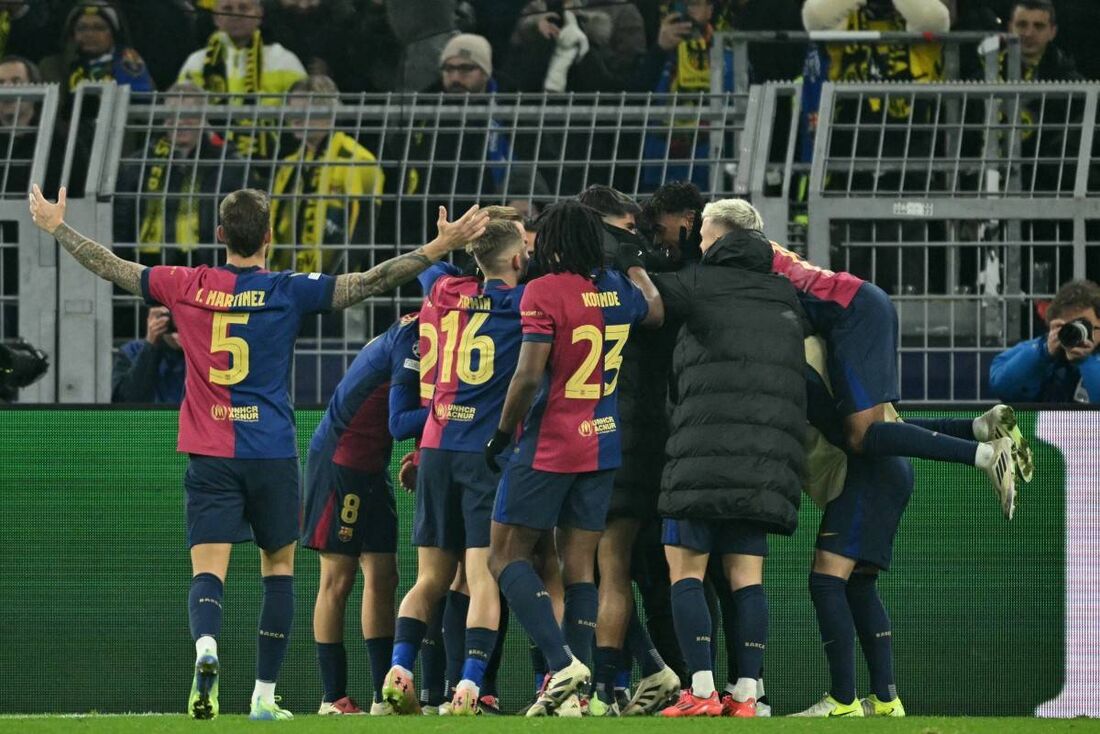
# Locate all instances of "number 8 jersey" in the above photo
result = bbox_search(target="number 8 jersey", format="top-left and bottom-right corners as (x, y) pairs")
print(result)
(141, 264), (335, 458)
(418, 274), (525, 453)
(515, 270), (649, 473)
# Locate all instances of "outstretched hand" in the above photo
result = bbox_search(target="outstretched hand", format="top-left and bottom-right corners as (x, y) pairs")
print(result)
(436, 204), (490, 252)
(28, 184), (66, 234)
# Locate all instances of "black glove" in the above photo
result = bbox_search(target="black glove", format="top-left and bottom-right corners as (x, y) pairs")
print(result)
(602, 225), (647, 273)
(485, 429), (512, 472)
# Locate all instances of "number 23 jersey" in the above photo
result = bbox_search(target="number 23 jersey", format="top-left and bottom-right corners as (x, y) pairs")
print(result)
(515, 270), (648, 474)
(141, 264), (335, 459)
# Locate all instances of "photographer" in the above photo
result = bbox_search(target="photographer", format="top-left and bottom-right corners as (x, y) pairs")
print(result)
(111, 306), (185, 405)
(990, 280), (1100, 403)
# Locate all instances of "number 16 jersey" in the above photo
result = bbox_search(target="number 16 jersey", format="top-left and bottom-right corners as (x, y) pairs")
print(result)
(418, 275), (525, 453)
(141, 264), (335, 459)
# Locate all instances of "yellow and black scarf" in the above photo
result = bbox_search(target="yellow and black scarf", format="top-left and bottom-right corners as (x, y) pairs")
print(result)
(270, 132), (373, 273)
(137, 136), (201, 253)
(201, 30), (270, 156)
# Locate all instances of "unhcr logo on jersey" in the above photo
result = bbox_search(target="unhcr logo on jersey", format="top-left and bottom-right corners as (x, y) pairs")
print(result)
(210, 404), (260, 422)
(578, 416), (617, 437)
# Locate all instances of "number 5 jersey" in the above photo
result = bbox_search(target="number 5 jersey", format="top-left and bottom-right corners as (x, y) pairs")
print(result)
(141, 263), (335, 458)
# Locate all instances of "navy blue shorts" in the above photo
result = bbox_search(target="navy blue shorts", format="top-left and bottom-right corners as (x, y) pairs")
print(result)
(827, 282), (901, 415)
(661, 518), (769, 557)
(184, 455), (300, 551)
(413, 448), (497, 551)
(816, 455), (914, 570)
(301, 450), (397, 556)
(493, 462), (614, 532)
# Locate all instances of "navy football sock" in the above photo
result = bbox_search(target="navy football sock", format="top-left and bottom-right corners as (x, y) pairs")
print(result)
(903, 417), (976, 441)
(732, 584), (768, 682)
(594, 646), (620, 704)
(391, 616), (427, 672)
(625, 604), (666, 677)
(364, 637), (393, 704)
(846, 573), (896, 702)
(256, 575), (294, 683)
(529, 639), (548, 692)
(483, 598), (508, 697)
(316, 642), (346, 703)
(188, 572), (223, 641)
(460, 627), (497, 687)
(670, 578), (712, 678)
(420, 598), (446, 705)
(498, 561), (571, 671)
(809, 572), (856, 705)
(442, 591), (469, 695)
(862, 421), (977, 465)
(716, 583), (738, 684)
(564, 582), (599, 668)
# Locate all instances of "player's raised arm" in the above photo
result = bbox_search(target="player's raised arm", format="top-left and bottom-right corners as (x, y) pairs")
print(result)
(28, 184), (145, 296)
(330, 204), (490, 310)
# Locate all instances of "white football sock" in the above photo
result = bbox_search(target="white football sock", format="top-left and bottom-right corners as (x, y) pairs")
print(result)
(691, 671), (715, 698)
(195, 636), (217, 661)
(731, 677), (756, 702)
(975, 441), (994, 469)
(253, 680), (276, 705)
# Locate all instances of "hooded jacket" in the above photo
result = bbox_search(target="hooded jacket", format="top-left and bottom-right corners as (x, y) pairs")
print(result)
(652, 228), (807, 534)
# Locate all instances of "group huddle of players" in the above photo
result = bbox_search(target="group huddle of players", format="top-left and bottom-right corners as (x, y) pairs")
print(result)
(297, 187), (1033, 719)
(24, 181), (1035, 721)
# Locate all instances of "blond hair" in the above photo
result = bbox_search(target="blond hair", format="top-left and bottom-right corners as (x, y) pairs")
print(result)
(701, 198), (764, 233)
(466, 211), (524, 270)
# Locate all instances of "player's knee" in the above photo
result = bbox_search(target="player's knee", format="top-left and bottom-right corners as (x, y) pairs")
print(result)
(320, 570), (356, 602)
(845, 421), (870, 454)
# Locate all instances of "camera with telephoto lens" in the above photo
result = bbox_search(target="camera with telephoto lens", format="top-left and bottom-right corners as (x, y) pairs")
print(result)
(1057, 317), (1094, 350)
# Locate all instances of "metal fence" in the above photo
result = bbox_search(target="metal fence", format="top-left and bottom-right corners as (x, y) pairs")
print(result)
(4, 72), (1099, 404)
(807, 81), (1100, 400)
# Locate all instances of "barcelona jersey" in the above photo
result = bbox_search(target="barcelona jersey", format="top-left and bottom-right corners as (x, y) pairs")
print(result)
(419, 275), (524, 453)
(141, 264), (334, 459)
(513, 270), (649, 473)
(310, 314), (423, 474)
(770, 242), (864, 332)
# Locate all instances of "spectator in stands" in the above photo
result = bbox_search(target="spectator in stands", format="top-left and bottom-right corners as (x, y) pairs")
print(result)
(0, 55), (80, 197)
(263, 0), (361, 93)
(269, 75), (385, 274)
(111, 305), (185, 405)
(506, 0), (646, 92)
(177, 0), (307, 158)
(392, 34), (548, 246)
(113, 82), (250, 266)
(39, 1), (154, 94)
(0, 1), (59, 63)
(990, 280), (1100, 403)
(1001, 0), (1082, 81)
(350, 0), (405, 93)
(633, 0), (731, 191)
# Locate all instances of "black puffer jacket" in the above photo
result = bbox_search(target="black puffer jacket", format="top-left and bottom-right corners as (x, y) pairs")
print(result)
(653, 229), (807, 535)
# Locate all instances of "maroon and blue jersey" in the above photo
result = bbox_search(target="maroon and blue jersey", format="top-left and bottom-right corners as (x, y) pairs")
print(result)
(514, 270), (649, 474)
(310, 313), (425, 473)
(141, 264), (334, 459)
(419, 275), (525, 453)
(771, 242), (864, 332)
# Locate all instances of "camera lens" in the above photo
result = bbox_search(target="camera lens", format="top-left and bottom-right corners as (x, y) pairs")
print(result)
(1058, 319), (1091, 349)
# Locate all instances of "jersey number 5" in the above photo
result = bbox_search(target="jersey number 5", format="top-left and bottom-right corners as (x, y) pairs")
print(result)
(420, 311), (495, 399)
(565, 324), (629, 399)
(209, 312), (251, 386)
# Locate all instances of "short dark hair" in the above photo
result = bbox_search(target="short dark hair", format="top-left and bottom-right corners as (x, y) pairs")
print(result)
(1011, 0), (1056, 25)
(1047, 280), (1100, 322)
(534, 201), (604, 278)
(0, 55), (42, 84)
(218, 189), (270, 258)
(577, 185), (641, 219)
(644, 181), (705, 218)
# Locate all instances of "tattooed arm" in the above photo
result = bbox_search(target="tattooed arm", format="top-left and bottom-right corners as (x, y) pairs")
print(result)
(330, 204), (490, 310)
(29, 185), (145, 296)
